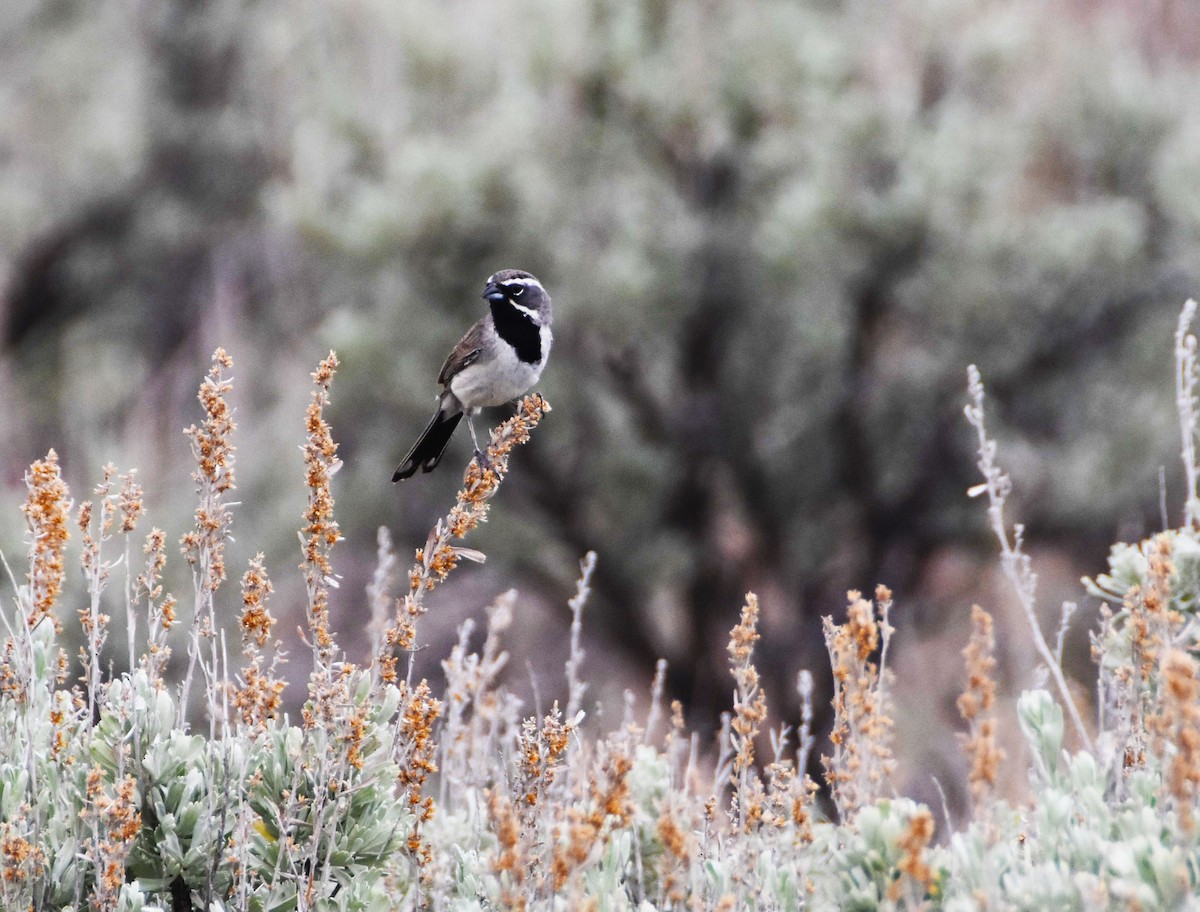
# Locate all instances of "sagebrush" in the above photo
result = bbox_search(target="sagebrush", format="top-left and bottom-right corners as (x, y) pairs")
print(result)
(6, 305), (1200, 910)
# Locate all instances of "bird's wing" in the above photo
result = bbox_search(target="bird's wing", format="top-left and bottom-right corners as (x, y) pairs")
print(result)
(437, 319), (487, 386)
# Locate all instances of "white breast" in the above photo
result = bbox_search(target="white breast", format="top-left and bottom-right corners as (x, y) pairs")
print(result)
(449, 324), (551, 409)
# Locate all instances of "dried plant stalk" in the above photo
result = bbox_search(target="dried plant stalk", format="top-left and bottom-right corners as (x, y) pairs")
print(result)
(374, 394), (551, 687)
(965, 365), (1093, 753)
(822, 589), (895, 820)
(1158, 649), (1200, 832)
(727, 593), (768, 833)
(21, 450), (70, 637)
(301, 351), (342, 679)
(957, 605), (1005, 812)
(137, 528), (176, 688)
(81, 769), (141, 911)
(179, 348), (238, 732)
(231, 554), (284, 729)
(889, 806), (935, 903)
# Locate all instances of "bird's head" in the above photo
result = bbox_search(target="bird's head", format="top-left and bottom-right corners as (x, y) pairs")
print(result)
(482, 269), (551, 322)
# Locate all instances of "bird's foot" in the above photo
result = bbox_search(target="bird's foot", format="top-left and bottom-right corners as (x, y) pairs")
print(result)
(473, 448), (494, 473)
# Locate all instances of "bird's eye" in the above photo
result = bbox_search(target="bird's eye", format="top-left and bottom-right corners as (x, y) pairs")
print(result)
(508, 285), (524, 298)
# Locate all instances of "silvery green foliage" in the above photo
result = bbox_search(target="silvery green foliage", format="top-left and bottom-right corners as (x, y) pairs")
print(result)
(12, 317), (1200, 911)
(0, 623), (412, 911)
(0, 621), (89, 910)
(9, 549), (1200, 909)
(418, 736), (919, 912)
(823, 799), (937, 912)
(403, 687), (1200, 910)
(1085, 528), (1200, 694)
(1085, 528), (1200, 614)
(132, 729), (232, 896)
(114, 882), (163, 912)
(243, 676), (410, 912)
(932, 690), (1200, 912)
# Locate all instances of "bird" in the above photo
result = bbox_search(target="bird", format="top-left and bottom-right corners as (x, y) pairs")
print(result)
(392, 269), (552, 481)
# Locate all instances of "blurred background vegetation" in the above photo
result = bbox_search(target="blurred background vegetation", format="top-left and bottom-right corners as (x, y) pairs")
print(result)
(4, 0), (1200, 811)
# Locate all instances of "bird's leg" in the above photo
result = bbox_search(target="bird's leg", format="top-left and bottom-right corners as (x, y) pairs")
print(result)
(466, 411), (492, 472)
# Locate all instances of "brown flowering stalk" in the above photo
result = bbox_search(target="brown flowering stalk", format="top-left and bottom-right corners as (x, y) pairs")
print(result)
(1133, 537), (1177, 688)
(231, 555), (285, 729)
(764, 756), (819, 845)
(957, 605), (1005, 813)
(0, 817), (45, 907)
(550, 736), (634, 900)
(181, 349), (237, 590)
(137, 528), (176, 689)
(1158, 649), (1200, 832)
(395, 680), (442, 885)
(518, 704), (577, 831)
(1115, 536), (1180, 781)
(487, 789), (527, 910)
(225, 556), (279, 912)
(4, 453), (72, 860)
(727, 593), (768, 833)
(174, 350), (241, 912)
(374, 394), (550, 687)
(179, 348), (237, 729)
(283, 352), (370, 907)
(492, 702), (585, 905)
(81, 768), (141, 911)
(301, 352), (342, 678)
(655, 807), (694, 905)
(20, 450), (70, 636)
(888, 806), (935, 903)
(823, 588), (896, 821)
(518, 704), (576, 810)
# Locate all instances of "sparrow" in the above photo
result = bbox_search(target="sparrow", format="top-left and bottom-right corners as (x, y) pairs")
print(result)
(392, 269), (552, 481)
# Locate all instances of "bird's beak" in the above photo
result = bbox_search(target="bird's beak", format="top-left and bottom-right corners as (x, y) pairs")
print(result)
(482, 282), (506, 304)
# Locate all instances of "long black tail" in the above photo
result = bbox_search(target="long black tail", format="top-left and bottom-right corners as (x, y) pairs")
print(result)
(392, 408), (463, 481)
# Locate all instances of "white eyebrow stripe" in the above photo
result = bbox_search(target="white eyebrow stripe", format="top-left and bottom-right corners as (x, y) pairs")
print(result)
(493, 276), (543, 289)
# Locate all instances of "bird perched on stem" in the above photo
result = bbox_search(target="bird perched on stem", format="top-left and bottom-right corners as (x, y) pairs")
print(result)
(392, 269), (552, 481)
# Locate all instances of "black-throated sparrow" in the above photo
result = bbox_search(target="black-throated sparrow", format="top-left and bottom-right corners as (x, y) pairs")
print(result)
(392, 269), (552, 481)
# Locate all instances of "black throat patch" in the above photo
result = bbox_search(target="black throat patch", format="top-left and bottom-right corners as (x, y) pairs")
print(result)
(490, 301), (541, 364)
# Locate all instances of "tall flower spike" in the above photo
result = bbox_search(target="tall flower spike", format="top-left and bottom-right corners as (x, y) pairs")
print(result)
(181, 348), (236, 594)
(21, 450), (71, 633)
(1160, 649), (1200, 832)
(958, 605), (1005, 812)
(727, 593), (769, 835)
(233, 554), (285, 729)
(137, 527), (176, 689)
(822, 589), (896, 820)
(179, 348), (237, 729)
(301, 351), (342, 675)
(375, 394), (550, 687)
